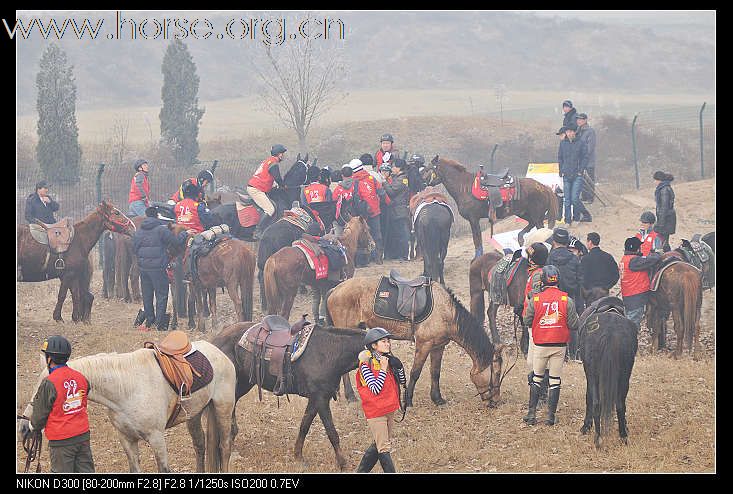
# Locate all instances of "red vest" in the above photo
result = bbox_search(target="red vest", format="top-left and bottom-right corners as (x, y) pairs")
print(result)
(355, 356), (400, 419)
(531, 287), (571, 345)
(619, 254), (651, 297)
(128, 172), (150, 204)
(334, 182), (356, 202)
(169, 177), (200, 203)
(175, 198), (204, 233)
(44, 366), (90, 441)
(635, 230), (660, 257)
(522, 267), (541, 318)
(353, 170), (381, 217)
(248, 156), (280, 193)
(303, 182), (328, 204)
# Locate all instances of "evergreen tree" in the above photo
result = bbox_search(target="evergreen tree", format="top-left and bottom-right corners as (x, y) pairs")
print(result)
(159, 40), (205, 166)
(36, 44), (82, 184)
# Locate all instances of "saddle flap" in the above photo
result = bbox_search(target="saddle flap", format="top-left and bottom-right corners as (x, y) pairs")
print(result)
(261, 315), (292, 333)
(37, 218), (74, 253)
(28, 223), (49, 245)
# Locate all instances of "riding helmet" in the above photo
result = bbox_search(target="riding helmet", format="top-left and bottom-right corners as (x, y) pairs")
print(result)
(408, 154), (425, 167)
(364, 327), (393, 349)
(42, 335), (72, 363)
(271, 144), (287, 156)
(379, 163), (392, 173)
(639, 211), (656, 224)
(359, 154), (375, 167)
(182, 182), (199, 199)
(133, 159), (148, 172)
(624, 236), (643, 253)
(197, 169), (214, 184)
(541, 265), (561, 287)
(380, 133), (394, 143)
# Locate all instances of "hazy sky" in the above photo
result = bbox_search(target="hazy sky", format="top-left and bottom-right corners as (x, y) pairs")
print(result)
(527, 10), (715, 25)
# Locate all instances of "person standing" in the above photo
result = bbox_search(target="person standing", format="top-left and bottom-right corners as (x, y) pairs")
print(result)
(558, 125), (592, 224)
(23, 336), (95, 472)
(355, 327), (406, 473)
(653, 171), (676, 252)
(374, 134), (398, 171)
(576, 113), (597, 203)
(405, 154), (426, 201)
(522, 265), (579, 426)
(522, 242), (550, 403)
(636, 211), (663, 256)
(128, 159), (151, 217)
(383, 159), (411, 261)
(547, 227), (584, 359)
(619, 236), (662, 329)
(333, 165), (357, 236)
(580, 232), (619, 300)
(25, 180), (60, 224)
(352, 159), (389, 264)
(561, 100), (577, 128)
(248, 144), (288, 240)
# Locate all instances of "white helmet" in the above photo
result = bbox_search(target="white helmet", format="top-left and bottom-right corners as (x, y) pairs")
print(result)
(348, 158), (362, 168)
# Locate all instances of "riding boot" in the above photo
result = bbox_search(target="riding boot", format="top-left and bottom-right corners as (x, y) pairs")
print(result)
(545, 387), (561, 425)
(538, 369), (549, 406)
(377, 452), (396, 473)
(133, 309), (146, 328)
(356, 444), (379, 473)
(252, 214), (271, 241)
(522, 382), (541, 425)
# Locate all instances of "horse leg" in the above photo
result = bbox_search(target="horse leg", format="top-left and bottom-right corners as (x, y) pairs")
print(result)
(429, 345), (448, 405)
(294, 397), (319, 466)
(196, 288), (206, 333)
(188, 284), (197, 330)
(53, 276), (72, 322)
(186, 411), (207, 472)
(311, 287), (321, 323)
(117, 432), (141, 472)
(203, 290), (211, 318)
(341, 373), (358, 403)
(209, 287), (218, 332)
(580, 373), (593, 435)
(404, 343), (432, 408)
(281, 291), (297, 319)
(210, 398), (233, 473)
(470, 218), (483, 259)
(517, 222), (533, 247)
(226, 280), (242, 323)
(170, 284), (178, 330)
(617, 368), (632, 444)
(487, 302), (502, 345)
(672, 308), (684, 359)
(693, 307), (703, 361)
(258, 270), (267, 313)
(146, 430), (171, 473)
(315, 396), (348, 471)
(592, 378), (602, 449)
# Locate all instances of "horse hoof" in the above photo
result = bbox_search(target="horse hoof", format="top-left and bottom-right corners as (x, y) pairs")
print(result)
(432, 396), (447, 406)
(620, 436), (628, 445)
(580, 425), (590, 435)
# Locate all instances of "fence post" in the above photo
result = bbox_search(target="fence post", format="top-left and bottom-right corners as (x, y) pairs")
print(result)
(210, 160), (218, 193)
(96, 163), (106, 268)
(490, 144), (498, 174)
(699, 102), (706, 178)
(631, 114), (639, 190)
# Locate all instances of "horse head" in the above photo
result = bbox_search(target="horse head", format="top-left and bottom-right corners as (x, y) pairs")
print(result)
(99, 200), (135, 236)
(421, 157), (443, 186)
(471, 343), (506, 408)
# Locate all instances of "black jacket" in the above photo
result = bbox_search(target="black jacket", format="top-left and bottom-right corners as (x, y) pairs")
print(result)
(654, 181), (676, 235)
(576, 124), (597, 169)
(383, 172), (410, 219)
(563, 107), (578, 128)
(547, 246), (584, 311)
(132, 218), (188, 272)
(558, 137), (588, 177)
(25, 193), (59, 224)
(581, 247), (619, 290)
(406, 165), (425, 195)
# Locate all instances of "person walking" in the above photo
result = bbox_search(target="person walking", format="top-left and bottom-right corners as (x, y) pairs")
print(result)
(22, 336), (95, 472)
(248, 144), (288, 240)
(128, 159), (151, 217)
(580, 232), (619, 300)
(619, 236), (662, 329)
(652, 171), (676, 252)
(25, 180), (60, 224)
(636, 211), (663, 256)
(355, 327), (406, 473)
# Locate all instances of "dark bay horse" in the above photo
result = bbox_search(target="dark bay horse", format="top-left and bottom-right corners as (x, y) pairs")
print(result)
(17, 200), (135, 322)
(263, 216), (374, 322)
(326, 278), (506, 408)
(209, 187), (292, 241)
(421, 156), (557, 258)
(211, 322), (366, 471)
(414, 201), (453, 284)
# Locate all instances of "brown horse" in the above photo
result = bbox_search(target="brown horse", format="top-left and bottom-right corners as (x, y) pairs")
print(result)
(421, 156), (557, 258)
(183, 237), (256, 333)
(646, 260), (704, 359)
(326, 277), (506, 408)
(109, 215), (145, 302)
(17, 200), (135, 322)
(263, 216), (375, 322)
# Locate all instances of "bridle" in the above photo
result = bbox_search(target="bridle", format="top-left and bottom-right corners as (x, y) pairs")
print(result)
(102, 206), (135, 234)
(423, 163), (441, 187)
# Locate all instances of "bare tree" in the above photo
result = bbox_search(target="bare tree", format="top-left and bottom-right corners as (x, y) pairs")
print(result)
(494, 84), (508, 127)
(109, 114), (130, 166)
(251, 29), (347, 153)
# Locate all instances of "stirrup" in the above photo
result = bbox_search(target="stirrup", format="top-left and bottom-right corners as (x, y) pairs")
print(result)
(54, 257), (65, 270)
(179, 383), (192, 401)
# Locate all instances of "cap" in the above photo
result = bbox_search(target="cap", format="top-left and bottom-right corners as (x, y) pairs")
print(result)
(552, 227), (570, 245)
(576, 113), (588, 119)
(556, 127), (567, 135)
(562, 100), (573, 108)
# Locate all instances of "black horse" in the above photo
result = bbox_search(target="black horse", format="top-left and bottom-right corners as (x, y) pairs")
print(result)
(210, 188), (292, 241)
(578, 299), (638, 449)
(701, 231), (715, 254)
(414, 202), (453, 284)
(211, 321), (366, 471)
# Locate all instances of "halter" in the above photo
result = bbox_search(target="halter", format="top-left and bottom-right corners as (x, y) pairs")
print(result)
(423, 163), (441, 186)
(102, 206), (135, 234)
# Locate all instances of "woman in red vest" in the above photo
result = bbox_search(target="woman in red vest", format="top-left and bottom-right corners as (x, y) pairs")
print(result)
(128, 159), (150, 217)
(248, 144), (288, 240)
(355, 327), (406, 473)
(23, 336), (94, 472)
(619, 236), (662, 328)
(522, 265), (579, 426)
(636, 211), (663, 256)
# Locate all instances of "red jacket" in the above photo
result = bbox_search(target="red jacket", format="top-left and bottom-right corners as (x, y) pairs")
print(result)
(175, 198), (204, 233)
(619, 254), (651, 297)
(248, 156), (280, 193)
(302, 182), (329, 203)
(44, 366), (90, 441)
(375, 148), (397, 167)
(352, 170), (382, 217)
(635, 230), (660, 257)
(356, 356), (400, 419)
(128, 172), (150, 204)
(531, 286), (571, 345)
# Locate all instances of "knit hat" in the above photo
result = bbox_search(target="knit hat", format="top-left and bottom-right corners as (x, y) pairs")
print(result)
(349, 159), (364, 173)
(552, 227), (570, 245)
(359, 154), (374, 167)
(624, 236), (643, 252)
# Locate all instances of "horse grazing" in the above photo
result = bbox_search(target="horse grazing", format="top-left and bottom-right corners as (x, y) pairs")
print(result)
(326, 277), (505, 408)
(421, 156), (557, 258)
(411, 190), (453, 284)
(263, 216), (375, 322)
(17, 200), (134, 322)
(18, 340), (236, 472)
(183, 237), (256, 333)
(211, 321), (367, 471)
(646, 260), (703, 359)
(578, 305), (638, 449)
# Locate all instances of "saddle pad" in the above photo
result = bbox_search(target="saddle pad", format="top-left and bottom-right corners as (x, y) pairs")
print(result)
(290, 322), (316, 362)
(471, 174), (490, 201)
(505, 256), (527, 287)
(650, 260), (699, 292)
(28, 224), (49, 245)
(156, 350), (213, 395)
(373, 276), (433, 323)
(236, 203), (260, 228)
(412, 200), (454, 230)
(500, 186), (516, 203)
(293, 241), (329, 280)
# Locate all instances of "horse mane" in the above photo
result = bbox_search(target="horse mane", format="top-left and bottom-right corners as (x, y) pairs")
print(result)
(439, 158), (469, 173)
(444, 287), (494, 367)
(68, 349), (157, 399)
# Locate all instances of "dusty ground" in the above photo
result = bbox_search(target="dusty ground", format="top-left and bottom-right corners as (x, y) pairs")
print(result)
(16, 178), (715, 473)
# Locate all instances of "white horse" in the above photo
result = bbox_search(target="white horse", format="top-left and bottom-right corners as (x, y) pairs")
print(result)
(18, 340), (236, 473)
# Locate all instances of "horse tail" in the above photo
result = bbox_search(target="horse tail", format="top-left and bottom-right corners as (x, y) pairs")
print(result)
(468, 257), (486, 328)
(263, 257), (281, 315)
(204, 401), (223, 472)
(597, 327), (620, 437)
(545, 185), (557, 228)
(681, 270), (702, 351)
(240, 249), (255, 321)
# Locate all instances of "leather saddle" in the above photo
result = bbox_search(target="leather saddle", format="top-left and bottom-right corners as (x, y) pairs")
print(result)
(145, 331), (202, 399)
(578, 296), (629, 352)
(388, 269), (431, 319)
(479, 167), (511, 187)
(29, 218), (75, 254)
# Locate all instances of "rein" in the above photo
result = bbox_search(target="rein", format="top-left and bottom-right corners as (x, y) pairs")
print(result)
(17, 414), (42, 473)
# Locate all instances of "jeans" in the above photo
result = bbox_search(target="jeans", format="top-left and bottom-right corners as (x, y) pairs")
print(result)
(390, 217), (410, 260)
(625, 305), (645, 329)
(128, 200), (147, 217)
(563, 175), (590, 222)
(140, 269), (170, 325)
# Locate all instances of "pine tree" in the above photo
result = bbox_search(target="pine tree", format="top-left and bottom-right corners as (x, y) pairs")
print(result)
(36, 44), (82, 184)
(159, 40), (205, 166)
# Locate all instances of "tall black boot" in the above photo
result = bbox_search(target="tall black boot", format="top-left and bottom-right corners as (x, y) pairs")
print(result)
(133, 309), (146, 328)
(545, 387), (561, 425)
(377, 452), (396, 473)
(538, 369), (549, 407)
(356, 444), (379, 473)
(523, 382), (541, 425)
(252, 213), (271, 241)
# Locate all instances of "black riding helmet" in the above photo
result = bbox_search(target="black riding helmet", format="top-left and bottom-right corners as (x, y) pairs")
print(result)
(408, 154), (425, 166)
(541, 265), (560, 287)
(306, 165), (321, 183)
(526, 242), (549, 267)
(271, 144), (287, 156)
(197, 169), (214, 184)
(380, 134), (394, 143)
(133, 159), (147, 172)
(640, 211), (656, 224)
(364, 327), (393, 349)
(182, 182), (199, 199)
(42, 335), (72, 363)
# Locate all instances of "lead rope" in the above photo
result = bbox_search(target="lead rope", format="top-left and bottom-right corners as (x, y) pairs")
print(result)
(17, 415), (42, 473)
(499, 315), (521, 388)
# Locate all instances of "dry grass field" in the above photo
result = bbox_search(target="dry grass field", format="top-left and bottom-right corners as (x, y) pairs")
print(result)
(16, 178), (715, 473)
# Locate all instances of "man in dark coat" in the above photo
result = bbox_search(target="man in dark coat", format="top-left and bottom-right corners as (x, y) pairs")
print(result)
(653, 171), (676, 252)
(558, 125), (592, 225)
(562, 100), (577, 128)
(576, 113), (597, 202)
(282, 156), (309, 206)
(383, 159), (411, 261)
(25, 180), (60, 224)
(580, 232), (619, 298)
(547, 227), (584, 360)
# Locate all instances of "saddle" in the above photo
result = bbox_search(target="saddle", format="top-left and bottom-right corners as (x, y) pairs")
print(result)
(240, 315), (311, 398)
(577, 296), (628, 355)
(388, 269), (431, 320)
(479, 167), (511, 187)
(282, 207), (316, 232)
(186, 226), (232, 281)
(472, 166), (518, 213)
(29, 218), (75, 271)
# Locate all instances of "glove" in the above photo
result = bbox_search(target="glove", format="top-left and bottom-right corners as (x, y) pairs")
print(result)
(387, 354), (404, 371)
(19, 420), (32, 440)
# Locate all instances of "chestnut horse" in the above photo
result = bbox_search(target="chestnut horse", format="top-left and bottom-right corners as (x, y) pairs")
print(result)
(326, 278), (506, 408)
(421, 156), (557, 258)
(646, 260), (703, 359)
(263, 216), (375, 322)
(17, 200), (134, 322)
